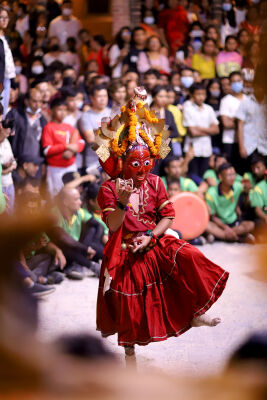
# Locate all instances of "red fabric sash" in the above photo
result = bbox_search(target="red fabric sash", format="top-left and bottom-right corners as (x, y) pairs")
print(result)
(103, 224), (123, 279)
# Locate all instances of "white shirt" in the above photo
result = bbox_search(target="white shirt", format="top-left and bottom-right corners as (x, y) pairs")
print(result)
(109, 44), (123, 79)
(236, 95), (267, 156)
(15, 15), (29, 37)
(183, 100), (219, 157)
(0, 35), (16, 79)
(48, 15), (82, 50)
(219, 94), (247, 144)
(0, 139), (16, 187)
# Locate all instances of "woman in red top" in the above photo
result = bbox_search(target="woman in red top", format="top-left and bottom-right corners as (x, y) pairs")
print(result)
(95, 87), (229, 364)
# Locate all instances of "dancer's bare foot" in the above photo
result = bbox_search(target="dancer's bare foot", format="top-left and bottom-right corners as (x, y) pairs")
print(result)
(191, 313), (221, 327)
(124, 345), (136, 368)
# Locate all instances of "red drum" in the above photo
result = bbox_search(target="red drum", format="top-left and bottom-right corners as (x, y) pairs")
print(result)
(170, 192), (209, 240)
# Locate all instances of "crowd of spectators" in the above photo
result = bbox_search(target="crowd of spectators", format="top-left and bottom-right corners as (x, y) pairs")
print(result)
(0, 0), (267, 298)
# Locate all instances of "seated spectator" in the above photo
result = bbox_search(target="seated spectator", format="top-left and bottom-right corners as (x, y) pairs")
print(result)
(249, 171), (267, 226)
(143, 68), (160, 105)
(205, 163), (255, 242)
(51, 186), (102, 279)
(191, 38), (216, 80)
(137, 35), (170, 74)
(108, 26), (131, 79)
(12, 154), (43, 189)
(243, 155), (267, 188)
(65, 37), (81, 75)
(216, 35), (242, 78)
(183, 83), (219, 178)
(42, 97), (85, 196)
(203, 152), (242, 188)
(0, 114), (16, 212)
(220, 71), (247, 167)
(10, 88), (47, 159)
(167, 178), (181, 198)
(43, 36), (68, 66)
(19, 191), (66, 285)
(161, 156), (198, 193)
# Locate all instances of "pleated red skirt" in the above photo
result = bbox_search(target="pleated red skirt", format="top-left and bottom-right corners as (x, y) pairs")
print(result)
(96, 236), (229, 347)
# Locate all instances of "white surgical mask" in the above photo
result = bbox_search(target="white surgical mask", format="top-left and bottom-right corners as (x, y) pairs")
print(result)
(210, 90), (221, 98)
(31, 65), (44, 75)
(62, 8), (72, 16)
(191, 30), (203, 38)
(143, 16), (155, 25)
(192, 40), (202, 51)
(26, 106), (41, 115)
(76, 101), (83, 109)
(222, 3), (232, 11)
(15, 65), (22, 75)
(181, 76), (194, 88)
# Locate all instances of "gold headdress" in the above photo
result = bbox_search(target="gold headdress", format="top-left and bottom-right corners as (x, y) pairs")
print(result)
(95, 87), (171, 164)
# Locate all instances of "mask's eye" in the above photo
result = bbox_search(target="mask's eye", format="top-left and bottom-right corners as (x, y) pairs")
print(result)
(131, 161), (140, 167)
(144, 160), (150, 166)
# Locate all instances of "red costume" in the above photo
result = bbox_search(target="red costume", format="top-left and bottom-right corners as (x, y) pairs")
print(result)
(95, 87), (229, 348)
(97, 172), (228, 346)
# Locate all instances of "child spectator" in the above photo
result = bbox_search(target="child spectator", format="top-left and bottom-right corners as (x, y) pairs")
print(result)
(249, 171), (267, 226)
(42, 97), (85, 196)
(161, 156), (198, 192)
(216, 35), (242, 78)
(183, 83), (219, 178)
(12, 154), (43, 189)
(205, 163), (255, 242)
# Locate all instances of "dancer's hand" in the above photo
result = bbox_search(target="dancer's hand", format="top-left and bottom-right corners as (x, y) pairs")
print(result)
(129, 235), (151, 253)
(117, 179), (136, 206)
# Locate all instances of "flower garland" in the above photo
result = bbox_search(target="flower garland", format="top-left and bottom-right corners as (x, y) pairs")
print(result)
(110, 103), (161, 157)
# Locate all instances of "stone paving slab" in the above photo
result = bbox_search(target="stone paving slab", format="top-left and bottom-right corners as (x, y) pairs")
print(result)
(38, 243), (267, 376)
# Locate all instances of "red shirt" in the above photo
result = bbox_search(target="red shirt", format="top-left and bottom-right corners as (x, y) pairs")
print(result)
(42, 121), (85, 167)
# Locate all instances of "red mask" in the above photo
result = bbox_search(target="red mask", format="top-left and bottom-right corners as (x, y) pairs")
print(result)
(122, 146), (153, 187)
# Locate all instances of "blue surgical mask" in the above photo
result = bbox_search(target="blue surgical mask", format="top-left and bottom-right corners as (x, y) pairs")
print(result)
(181, 76), (194, 89)
(210, 90), (221, 98)
(192, 39), (202, 51)
(222, 3), (232, 11)
(231, 81), (243, 93)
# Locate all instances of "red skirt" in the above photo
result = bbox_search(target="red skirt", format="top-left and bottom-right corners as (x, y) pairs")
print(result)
(97, 236), (229, 347)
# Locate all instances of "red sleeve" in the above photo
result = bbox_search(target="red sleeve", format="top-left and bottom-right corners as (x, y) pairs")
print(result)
(42, 124), (66, 156)
(71, 128), (85, 153)
(97, 181), (118, 224)
(156, 177), (175, 219)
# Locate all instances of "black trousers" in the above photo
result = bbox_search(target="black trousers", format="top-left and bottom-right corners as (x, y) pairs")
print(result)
(188, 156), (209, 179)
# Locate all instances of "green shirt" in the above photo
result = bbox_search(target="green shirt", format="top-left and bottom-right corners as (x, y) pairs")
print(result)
(249, 180), (267, 213)
(0, 164), (6, 214)
(205, 181), (243, 224)
(161, 176), (198, 192)
(55, 207), (92, 241)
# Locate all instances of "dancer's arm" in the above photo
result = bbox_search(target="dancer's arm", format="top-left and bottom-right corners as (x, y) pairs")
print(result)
(106, 185), (134, 232)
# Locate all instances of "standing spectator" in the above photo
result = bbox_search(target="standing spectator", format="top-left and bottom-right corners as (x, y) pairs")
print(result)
(205, 163), (255, 242)
(191, 38), (216, 80)
(179, 67), (194, 104)
(219, 71), (247, 166)
(240, 6), (261, 36)
(216, 35), (243, 78)
(43, 36), (68, 67)
(87, 35), (109, 76)
(0, 6), (16, 116)
(237, 28), (251, 57)
(65, 37), (80, 75)
(0, 114), (16, 212)
(183, 83), (219, 178)
(108, 26), (131, 79)
(42, 97), (85, 196)
(236, 85), (267, 168)
(62, 87), (81, 128)
(10, 88), (47, 159)
(137, 35), (170, 74)
(143, 68), (160, 105)
(48, 0), (82, 51)
(32, 77), (53, 121)
(206, 78), (223, 149)
(122, 27), (147, 74)
(79, 85), (110, 174)
(14, 2), (29, 38)
(13, 57), (28, 94)
(220, 0), (238, 45)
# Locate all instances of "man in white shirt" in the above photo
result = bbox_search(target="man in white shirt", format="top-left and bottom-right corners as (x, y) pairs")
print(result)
(79, 85), (111, 174)
(219, 71), (247, 167)
(183, 83), (219, 178)
(48, 0), (82, 51)
(236, 85), (267, 170)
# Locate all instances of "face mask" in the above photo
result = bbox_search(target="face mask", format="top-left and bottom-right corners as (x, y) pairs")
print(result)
(222, 3), (232, 11)
(121, 30), (130, 38)
(31, 65), (44, 75)
(34, 50), (44, 57)
(62, 8), (72, 16)
(143, 16), (155, 25)
(26, 106), (41, 115)
(76, 101), (83, 109)
(231, 81), (243, 93)
(181, 76), (194, 88)
(15, 65), (22, 74)
(191, 30), (203, 38)
(210, 90), (221, 98)
(192, 40), (202, 51)
(50, 44), (60, 52)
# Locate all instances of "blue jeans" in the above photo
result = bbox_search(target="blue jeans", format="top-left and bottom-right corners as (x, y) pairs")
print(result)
(1, 77), (11, 116)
